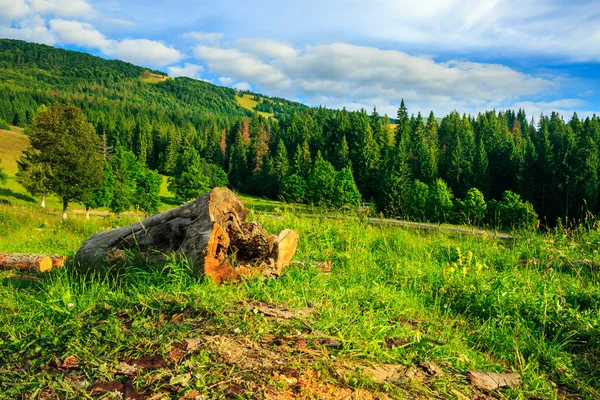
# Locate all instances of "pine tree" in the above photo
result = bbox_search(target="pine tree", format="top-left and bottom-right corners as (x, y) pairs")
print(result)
(307, 152), (336, 205)
(272, 139), (289, 194)
(169, 147), (211, 202)
(378, 135), (411, 216)
(332, 167), (361, 207)
(109, 147), (138, 215)
(292, 141), (312, 178)
(395, 100), (410, 145)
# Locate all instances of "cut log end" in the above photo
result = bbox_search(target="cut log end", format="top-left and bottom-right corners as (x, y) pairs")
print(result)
(0, 253), (66, 273)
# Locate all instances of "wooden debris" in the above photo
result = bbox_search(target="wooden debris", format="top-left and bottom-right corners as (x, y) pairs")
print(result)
(0, 253), (66, 273)
(74, 188), (299, 283)
(467, 370), (521, 391)
(247, 302), (314, 320)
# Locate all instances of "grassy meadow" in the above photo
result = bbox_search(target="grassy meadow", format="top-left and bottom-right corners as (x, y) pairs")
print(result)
(1, 126), (600, 398)
(236, 93), (276, 120)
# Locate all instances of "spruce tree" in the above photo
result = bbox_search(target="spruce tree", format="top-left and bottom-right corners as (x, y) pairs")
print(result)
(332, 167), (361, 207)
(169, 147), (211, 202)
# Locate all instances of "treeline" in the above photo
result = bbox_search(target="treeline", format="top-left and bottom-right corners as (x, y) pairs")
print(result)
(3, 39), (600, 229)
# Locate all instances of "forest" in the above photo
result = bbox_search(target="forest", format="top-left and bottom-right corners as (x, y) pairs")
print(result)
(1, 38), (599, 229)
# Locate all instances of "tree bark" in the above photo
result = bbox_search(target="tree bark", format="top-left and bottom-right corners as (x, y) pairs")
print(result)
(0, 253), (66, 273)
(62, 198), (68, 220)
(74, 187), (299, 283)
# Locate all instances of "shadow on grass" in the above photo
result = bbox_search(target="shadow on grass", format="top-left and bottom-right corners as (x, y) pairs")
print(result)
(0, 187), (35, 203)
(160, 196), (182, 206)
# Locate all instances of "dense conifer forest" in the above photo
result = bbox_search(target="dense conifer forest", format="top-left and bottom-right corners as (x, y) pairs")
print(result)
(2, 38), (599, 228)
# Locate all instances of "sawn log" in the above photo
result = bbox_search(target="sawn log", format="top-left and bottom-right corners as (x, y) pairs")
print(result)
(0, 253), (66, 273)
(74, 187), (299, 283)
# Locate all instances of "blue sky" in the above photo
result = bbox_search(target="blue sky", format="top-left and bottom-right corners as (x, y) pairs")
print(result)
(1, 0), (599, 119)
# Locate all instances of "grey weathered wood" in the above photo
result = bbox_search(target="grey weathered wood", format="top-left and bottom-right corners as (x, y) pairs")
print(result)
(74, 188), (298, 282)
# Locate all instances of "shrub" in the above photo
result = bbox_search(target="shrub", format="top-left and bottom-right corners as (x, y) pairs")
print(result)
(405, 180), (429, 221)
(426, 178), (454, 222)
(456, 187), (487, 226)
(493, 190), (539, 230)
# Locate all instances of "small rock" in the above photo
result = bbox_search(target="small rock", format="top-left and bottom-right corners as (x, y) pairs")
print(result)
(232, 327), (241, 334)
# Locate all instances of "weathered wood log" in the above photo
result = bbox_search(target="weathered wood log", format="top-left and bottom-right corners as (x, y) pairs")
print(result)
(0, 253), (66, 273)
(74, 187), (299, 283)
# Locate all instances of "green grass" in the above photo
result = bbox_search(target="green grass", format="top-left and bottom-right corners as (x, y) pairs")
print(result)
(236, 94), (275, 119)
(1, 203), (600, 397)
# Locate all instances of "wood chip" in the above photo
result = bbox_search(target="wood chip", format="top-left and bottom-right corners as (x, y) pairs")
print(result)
(468, 370), (521, 390)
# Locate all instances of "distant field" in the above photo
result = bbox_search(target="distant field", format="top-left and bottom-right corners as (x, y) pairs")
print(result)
(236, 93), (275, 119)
(0, 127), (28, 176)
(141, 70), (169, 84)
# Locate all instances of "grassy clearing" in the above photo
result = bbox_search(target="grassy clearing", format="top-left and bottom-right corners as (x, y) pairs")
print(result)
(236, 94), (275, 119)
(1, 202), (600, 398)
(141, 71), (169, 84)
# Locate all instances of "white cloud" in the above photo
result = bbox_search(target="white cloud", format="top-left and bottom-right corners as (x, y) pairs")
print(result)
(50, 19), (111, 48)
(219, 77), (233, 85)
(31, 0), (95, 18)
(182, 31), (223, 45)
(236, 38), (299, 59)
(104, 39), (183, 67)
(0, 15), (56, 44)
(194, 40), (556, 115)
(194, 45), (290, 88)
(0, 0), (29, 21)
(233, 82), (252, 91)
(168, 63), (204, 79)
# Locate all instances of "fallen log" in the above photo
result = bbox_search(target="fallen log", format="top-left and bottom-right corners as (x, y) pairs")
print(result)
(74, 188), (299, 283)
(0, 253), (66, 273)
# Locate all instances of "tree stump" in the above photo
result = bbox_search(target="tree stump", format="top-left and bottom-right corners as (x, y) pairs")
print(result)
(74, 188), (299, 283)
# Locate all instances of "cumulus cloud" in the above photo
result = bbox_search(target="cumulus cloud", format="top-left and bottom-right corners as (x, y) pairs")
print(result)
(0, 0), (95, 21)
(168, 63), (204, 79)
(194, 40), (557, 115)
(31, 0), (95, 18)
(0, 0), (30, 21)
(236, 38), (299, 59)
(219, 77), (234, 85)
(50, 19), (111, 48)
(194, 45), (290, 88)
(0, 15), (56, 44)
(104, 39), (183, 67)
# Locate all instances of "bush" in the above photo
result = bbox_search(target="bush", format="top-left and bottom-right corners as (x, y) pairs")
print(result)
(491, 190), (538, 230)
(307, 155), (336, 205)
(405, 180), (429, 221)
(456, 187), (487, 226)
(281, 174), (307, 203)
(0, 117), (10, 130)
(426, 178), (454, 222)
